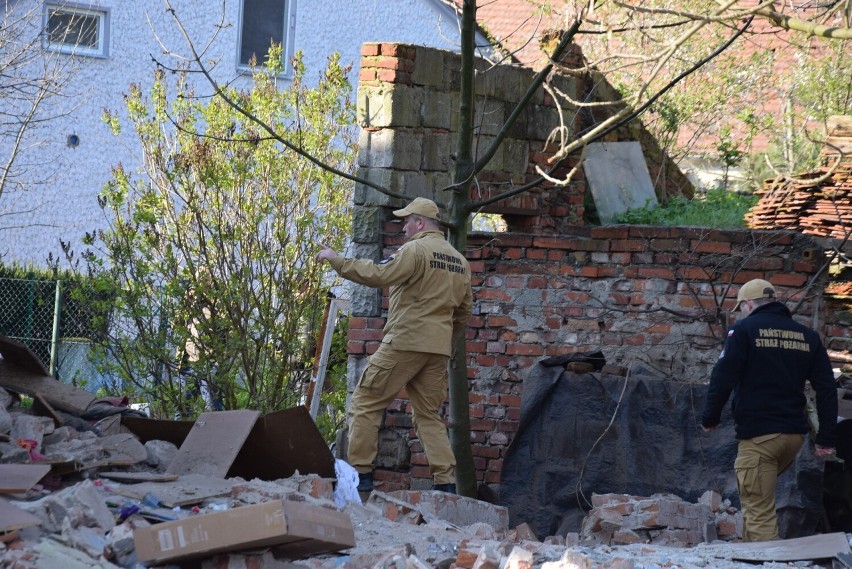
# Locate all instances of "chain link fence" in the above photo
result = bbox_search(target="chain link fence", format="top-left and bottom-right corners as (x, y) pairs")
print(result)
(0, 275), (103, 390)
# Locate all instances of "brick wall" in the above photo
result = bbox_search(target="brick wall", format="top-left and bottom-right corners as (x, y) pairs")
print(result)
(345, 42), (846, 490)
(346, 221), (830, 489)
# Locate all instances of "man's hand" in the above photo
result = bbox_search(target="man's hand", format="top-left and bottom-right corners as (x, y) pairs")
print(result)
(316, 243), (339, 263)
(815, 445), (835, 459)
(702, 424), (718, 433)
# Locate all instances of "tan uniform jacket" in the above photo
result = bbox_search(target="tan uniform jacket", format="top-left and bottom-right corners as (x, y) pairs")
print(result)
(329, 230), (472, 356)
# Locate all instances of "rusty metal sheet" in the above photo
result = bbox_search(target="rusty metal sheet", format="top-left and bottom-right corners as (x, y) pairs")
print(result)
(228, 406), (335, 480)
(166, 410), (260, 478)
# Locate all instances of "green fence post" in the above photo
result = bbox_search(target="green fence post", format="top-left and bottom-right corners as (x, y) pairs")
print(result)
(25, 272), (35, 342)
(49, 280), (62, 377)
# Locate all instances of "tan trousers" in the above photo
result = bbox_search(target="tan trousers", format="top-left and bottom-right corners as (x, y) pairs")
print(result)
(347, 344), (456, 484)
(735, 433), (804, 542)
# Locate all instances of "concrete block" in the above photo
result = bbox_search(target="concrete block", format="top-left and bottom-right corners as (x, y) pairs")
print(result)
(699, 489), (722, 512)
(359, 85), (424, 128)
(420, 131), (451, 171)
(352, 206), (382, 243)
(345, 355), (369, 394)
(353, 167), (396, 206)
(473, 99), (505, 137)
(412, 46), (445, 87)
(397, 171), (431, 199)
(351, 282), (382, 317)
(11, 414), (54, 447)
(388, 490), (510, 532)
(421, 91), (456, 129)
(524, 104), (560, 141)
(359, 128), (423, 171)
(502, 138), (529, 175)
(15, 479), (114, 533)
(144, 439), (177, 469)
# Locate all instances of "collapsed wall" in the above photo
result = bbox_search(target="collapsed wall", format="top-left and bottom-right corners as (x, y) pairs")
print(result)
(346, 42), (846, 492)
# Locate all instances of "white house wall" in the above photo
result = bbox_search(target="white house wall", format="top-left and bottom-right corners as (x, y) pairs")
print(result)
(1, 0), (464, 266)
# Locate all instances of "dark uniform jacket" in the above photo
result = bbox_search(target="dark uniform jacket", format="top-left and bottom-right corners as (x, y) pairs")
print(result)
(328, 230), (472, 357)
(701, 301), (837, 447)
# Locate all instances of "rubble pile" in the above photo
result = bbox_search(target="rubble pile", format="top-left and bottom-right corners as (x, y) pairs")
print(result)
(2, 337), (852, 568)
(580, 491), (740, 547)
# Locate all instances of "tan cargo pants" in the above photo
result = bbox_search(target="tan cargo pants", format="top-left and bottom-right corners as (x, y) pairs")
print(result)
(735, 433), (804, 542)
(347, 344), (456, 484)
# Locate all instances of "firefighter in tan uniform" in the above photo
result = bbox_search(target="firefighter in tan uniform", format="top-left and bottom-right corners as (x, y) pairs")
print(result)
(316, 197), (472, 494)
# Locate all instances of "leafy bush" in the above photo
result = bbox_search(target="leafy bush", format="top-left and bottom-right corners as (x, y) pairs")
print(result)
(614, 188), (758, 228)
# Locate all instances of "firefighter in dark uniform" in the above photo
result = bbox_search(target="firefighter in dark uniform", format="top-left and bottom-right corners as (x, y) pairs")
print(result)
(316, 197), (472, 494)
(702, 279), (837, 541)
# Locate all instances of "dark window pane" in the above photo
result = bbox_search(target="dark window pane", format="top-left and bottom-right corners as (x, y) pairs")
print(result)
(48, 10), (99, 49)
(240, 0), (286, 66)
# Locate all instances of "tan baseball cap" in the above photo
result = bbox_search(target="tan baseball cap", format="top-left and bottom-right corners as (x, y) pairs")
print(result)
(392, 197), (440, 221)
(733, 279), (775, 311)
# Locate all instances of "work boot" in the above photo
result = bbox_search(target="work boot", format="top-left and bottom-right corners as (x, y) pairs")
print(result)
(432, 483), (456, 494)
(357, 471), (374, 493)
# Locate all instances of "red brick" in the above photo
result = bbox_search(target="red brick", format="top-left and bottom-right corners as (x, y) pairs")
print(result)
(487, 315), (517, 327)
(361, 43), (381, 56)
(610, 239), (647, 252)
(771, 273), (807, 286)
(477, 289), (513, 301)
(645, 322), (672, 334)
(590, 226), (630, 239)
(501, 247), (522, 260)
(506, 343), (544, 356)
(691, 240), (731, 254)
(637, 267), (676, 279)
(630, 226), (672, 239)
(649, 238), (687, 251)
(677, 267), (711, 280)
(381, 44), (415, 58)
(470, 419), (496, 431)
(500, 394), (521, 407)
(349, 329), (384, 341)
(347, 340), (364, 354)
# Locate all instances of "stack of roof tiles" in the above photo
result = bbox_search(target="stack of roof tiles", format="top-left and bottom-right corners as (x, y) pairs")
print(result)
(745, 116), (852, 241)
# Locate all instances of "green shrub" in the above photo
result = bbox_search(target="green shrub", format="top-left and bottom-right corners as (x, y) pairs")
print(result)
(614, 188), (758, 228)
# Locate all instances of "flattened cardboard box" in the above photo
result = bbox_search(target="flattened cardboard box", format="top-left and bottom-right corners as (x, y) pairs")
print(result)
(133, 499), (355, 565)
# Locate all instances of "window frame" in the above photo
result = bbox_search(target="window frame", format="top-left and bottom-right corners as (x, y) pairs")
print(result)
(236, 0), (296, 76)
(43, 3), (110, 58)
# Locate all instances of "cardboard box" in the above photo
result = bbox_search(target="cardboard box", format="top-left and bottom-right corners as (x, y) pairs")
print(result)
(133, 499), (355, 565)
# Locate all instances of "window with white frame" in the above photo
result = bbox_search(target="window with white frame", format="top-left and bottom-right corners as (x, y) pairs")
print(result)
(239, 0), (294, 71)
(44, 4), (109, 57)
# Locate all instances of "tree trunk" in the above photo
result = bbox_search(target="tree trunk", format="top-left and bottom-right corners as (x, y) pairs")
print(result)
(447, 0), (478, 498)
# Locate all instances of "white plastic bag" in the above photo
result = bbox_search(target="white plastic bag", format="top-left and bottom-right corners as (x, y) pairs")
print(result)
(333, 459), (362, 508)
